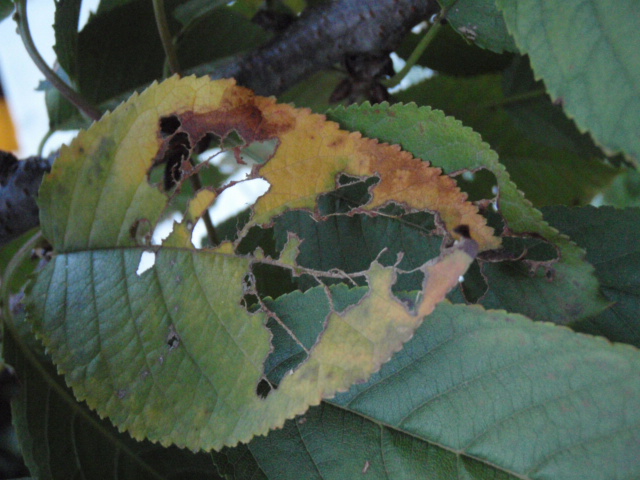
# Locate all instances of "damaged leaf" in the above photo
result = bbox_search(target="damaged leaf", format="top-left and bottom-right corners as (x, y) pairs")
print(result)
(28, 76), (495, 450)
(327, 102), (610, 324)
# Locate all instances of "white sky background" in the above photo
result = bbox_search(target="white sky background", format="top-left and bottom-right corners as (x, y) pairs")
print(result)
(0, 0), (100, 156)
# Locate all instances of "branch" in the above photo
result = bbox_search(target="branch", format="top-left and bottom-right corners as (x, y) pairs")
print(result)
(0, 152), (53, 247)
(211, 0), (439, 95)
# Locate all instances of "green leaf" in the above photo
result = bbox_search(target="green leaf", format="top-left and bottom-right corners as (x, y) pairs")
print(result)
(602, 168), (640, 208)
(28, 76), (483, 450)
(279, 71), (346, 113)
(497, 0), (640, 164)
(502, 55), (607, 159)
(215, 301), (640, 479)
(76, 1), (172, 105)
(0, 0), (14, 22)
(396, 24), (513, 76)
(3, 311), (223, 479)
(438, 0), (517, 53)
(176, 6), (270, 73)
(172, 0), (229, 26)
(396, 71), (619, 207)
(53, 0), (80, 82)
(95, 0), (137, 14)
(327, 102), (610, 324)
(542, 205), (640, 348)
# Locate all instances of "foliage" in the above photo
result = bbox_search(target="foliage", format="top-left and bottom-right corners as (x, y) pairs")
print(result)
(1, 0), (639, 479)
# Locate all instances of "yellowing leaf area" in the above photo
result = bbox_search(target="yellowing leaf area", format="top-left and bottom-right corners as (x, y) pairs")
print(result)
(30, 76), (499, 450)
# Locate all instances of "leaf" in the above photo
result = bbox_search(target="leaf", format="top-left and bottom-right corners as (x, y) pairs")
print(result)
(3, 310), (224, 479)
(95, 0), (137, 14)
(172, 0), (229, 27)
(0, 0), (14, 22)
(176, 5), (271, 73)
(602, 168), (640, 208)
(28, 76), (491, 450)
(396, 24), (513, 76)
(438, 0), (517, 53)
(502, 56), (608, 159)
(76, 0), (173, 105)
(279, 70), (346, 113)
(53, 0), (81, 82)
(396, 71), (619, 207)
(42, 68), (88, 131)
(214, 301), (640, 480)
(542, 206), (640, 348)
(327, 102), (610, 324)
(496, 0), (640, 164)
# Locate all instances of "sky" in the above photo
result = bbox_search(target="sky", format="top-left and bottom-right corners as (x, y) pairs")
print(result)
(0, 0), (101, 157)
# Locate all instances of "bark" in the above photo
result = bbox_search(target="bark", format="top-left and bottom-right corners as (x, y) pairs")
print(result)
(0, 152), (52, 247)
(212, 0), (438, 95)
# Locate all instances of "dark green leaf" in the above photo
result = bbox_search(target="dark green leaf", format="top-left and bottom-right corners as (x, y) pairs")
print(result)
(327, 102), (610, 324)
(438, 0), (517, 53)
(279, 71), (346, 113)
(227, 0), (263, 18)
(53, 0), (80, 81)
(95, 0), (137, 15)
(0, 0), (14, 22)
(542, 205), (640, 348)
(396, 24), (513, 76)
(176, 6), (270, 73)
(503, 56), (606, 159)
(173, 0), (229, 27)
(497, 0), (640, 164)
(76, 0), (180, 105)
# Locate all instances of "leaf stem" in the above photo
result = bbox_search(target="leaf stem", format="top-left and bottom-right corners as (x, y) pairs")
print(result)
(152, 0), (182, 76)
(37, 130), (54, 157)
(13, 1), (101, 121)
(384, 15), (443, 89)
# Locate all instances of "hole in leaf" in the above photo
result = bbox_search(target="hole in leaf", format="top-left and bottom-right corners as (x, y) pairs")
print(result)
(237, 139), (279, 165)
(148, 132), (193, 192)
(317, 175), (379, 215)
(219, 130), (246, 150)
(159, 115), (181, 137)
(392, 270), (425, 302)
(460, 260), (488, 303)
(151, 212), (182, 245)
(452, 168), (498, 202)
(252, 263), (318, 299)
(136, 251), (156, 275)
(256, 378), (274, 398)
(192, 177), (270, 247)
(236, 224), (279, 258)
(261, 282), (369, 387)
(166, 325), (180, 350)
